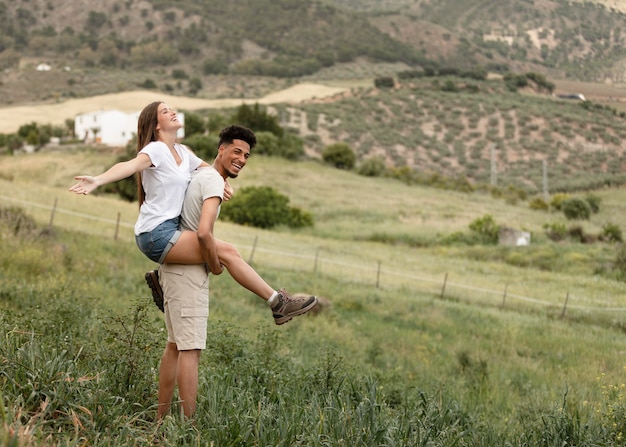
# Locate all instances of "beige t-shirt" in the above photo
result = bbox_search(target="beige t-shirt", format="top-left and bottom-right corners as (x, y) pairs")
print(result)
(180, 166), (224, 231)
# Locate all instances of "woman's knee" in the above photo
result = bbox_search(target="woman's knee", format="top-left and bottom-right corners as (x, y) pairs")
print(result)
(217, 241), (242, 263)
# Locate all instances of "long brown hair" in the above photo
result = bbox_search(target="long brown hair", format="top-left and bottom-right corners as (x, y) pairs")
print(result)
(135, 101), (162, 206)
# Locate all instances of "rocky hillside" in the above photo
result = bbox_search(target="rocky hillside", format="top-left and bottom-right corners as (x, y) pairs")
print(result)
(2, 0), (626, 105)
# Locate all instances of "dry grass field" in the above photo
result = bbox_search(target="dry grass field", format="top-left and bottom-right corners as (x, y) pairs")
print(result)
(0, 83), (348, 134)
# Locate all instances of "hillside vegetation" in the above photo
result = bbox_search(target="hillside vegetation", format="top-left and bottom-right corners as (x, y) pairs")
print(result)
(3, 0), (626, 105)
(274, 75), (626, 193)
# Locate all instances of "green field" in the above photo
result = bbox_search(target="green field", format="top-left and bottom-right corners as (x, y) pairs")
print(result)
(1, 149), (625, 446)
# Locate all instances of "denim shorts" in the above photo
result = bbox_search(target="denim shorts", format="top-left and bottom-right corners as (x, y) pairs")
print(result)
(135, 217), (182, 263)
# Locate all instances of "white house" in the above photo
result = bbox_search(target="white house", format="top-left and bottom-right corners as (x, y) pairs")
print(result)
(74, 110), (185, 146)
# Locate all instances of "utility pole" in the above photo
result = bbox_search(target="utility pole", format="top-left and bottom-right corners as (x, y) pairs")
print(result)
(542, 159), (549, 201)
(490, 143), (497, 186)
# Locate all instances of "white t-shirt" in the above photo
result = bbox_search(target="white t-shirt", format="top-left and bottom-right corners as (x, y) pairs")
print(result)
(134, 141), (203, 235)
(180, 166), (225, 232)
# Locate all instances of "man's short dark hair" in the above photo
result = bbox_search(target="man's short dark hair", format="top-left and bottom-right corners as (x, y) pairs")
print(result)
(219, 125), (256, 149)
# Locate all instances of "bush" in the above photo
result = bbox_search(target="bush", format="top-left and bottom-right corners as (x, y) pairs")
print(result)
(288, 207), (314, 228)
(613, 243), (626, 280)
(543, 222), (568, 241)
(357, 156), (386, 177)
(254, 131), (305, 160)
(468, 214), (500, 245)
(374, 77), (395, 88)
(182, 134), (219, 161)
(182, 111), (206, 137)
(529, 196), (549, 211)
(220, 186), (312, 229)
(567, 225), (586, 242)
(562, 197), (592, 220)
(584, 193), (601, 214)
(322, 143), (356, 170)
(550, 193), (570, 211)
(602, 223), (623, 243)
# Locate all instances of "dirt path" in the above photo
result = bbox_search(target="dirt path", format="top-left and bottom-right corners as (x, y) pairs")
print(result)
(0, 83), (347, 134)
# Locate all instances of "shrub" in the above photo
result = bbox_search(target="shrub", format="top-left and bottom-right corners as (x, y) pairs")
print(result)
(138, 78), (157, 89)
(584, 193), (601, 213)
(562, 197), (592, 220)
(357, 156), (386, 177)
(287, 207), (314, 228)
(374, 77), (395, 88)
(567, 225), (586, 242)
(543, 222), (568, 241)
(221, 186), (312, 229)
(322, 143), (356, 170)
(468, 214), (500, 245)
(612, 243), (626, 280)
(529, 196), (549, 211)
(601, 223), (623, 243)
(182, 111), (206, 137)
(550, 193), (570, 211)
(182, 134), (219, 161)
(221, 186), (289, 229)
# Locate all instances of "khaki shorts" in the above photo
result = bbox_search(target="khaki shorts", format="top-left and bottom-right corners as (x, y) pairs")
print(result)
(160, 263), (209, 351)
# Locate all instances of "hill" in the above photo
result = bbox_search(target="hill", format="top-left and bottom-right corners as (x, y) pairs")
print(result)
(3, 0), (626, 106)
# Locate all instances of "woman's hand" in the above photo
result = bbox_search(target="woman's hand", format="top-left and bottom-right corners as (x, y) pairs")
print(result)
(223, 180), (234, 201)
(69, 176), (98, 195)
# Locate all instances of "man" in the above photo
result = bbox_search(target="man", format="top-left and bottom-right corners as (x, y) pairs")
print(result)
(156, 125), (317, 418)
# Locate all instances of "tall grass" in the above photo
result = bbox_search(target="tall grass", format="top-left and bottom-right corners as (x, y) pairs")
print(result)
(1, 208), (625, 445)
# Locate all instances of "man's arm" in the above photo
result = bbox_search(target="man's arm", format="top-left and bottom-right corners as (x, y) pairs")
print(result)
(196, 196), (224, 275)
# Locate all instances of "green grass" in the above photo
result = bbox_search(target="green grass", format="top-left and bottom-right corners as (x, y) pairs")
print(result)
(1, 149), (625, 445)
(1, 220), (625, 445)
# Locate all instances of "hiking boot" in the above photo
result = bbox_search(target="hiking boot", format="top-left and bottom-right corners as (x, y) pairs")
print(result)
(271, 288), (318, 325)
(145, 270), (164, 312)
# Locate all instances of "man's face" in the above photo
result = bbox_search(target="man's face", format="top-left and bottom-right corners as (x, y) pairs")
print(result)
(218, 139), (250, 178)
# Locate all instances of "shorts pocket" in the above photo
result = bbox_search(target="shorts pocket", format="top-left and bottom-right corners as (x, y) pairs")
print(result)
(181, 307), (209, 318)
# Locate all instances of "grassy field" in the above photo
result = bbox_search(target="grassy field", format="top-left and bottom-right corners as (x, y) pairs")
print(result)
(2, 148), (626, 311)
(1, 148), (625, 445)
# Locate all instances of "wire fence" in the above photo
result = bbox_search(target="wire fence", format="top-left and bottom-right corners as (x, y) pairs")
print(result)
(3, 194), (626, 323)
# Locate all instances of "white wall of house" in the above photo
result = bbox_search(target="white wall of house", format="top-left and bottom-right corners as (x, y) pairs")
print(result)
(75, 110), (185, 147)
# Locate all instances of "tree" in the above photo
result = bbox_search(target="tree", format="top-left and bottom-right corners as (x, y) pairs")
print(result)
(322, 143), (356, 170)
(374, 77), (395, 88)
(233, 103), (283, 138)
(182, 111), (205, 137)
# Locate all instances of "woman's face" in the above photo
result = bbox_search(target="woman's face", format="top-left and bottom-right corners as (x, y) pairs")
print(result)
(156, 103), (183, 134)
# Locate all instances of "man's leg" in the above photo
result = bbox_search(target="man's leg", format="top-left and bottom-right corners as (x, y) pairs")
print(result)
(157, 342), (179, 419)
(177, 349), (201, 418)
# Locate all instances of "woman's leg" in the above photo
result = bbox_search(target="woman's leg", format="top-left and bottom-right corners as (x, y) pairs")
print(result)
(215, 239), (274, 300)
(162, 230), (205, 264)
(162, 231), (274, 300)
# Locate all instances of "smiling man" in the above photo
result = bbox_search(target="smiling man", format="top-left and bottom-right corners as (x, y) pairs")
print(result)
(156, 125), (317, 419)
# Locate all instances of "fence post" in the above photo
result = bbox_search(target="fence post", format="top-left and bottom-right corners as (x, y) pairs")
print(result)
(114, 212), (121, 240)
(560, 292), (570, 318)
(440, 273), (448, 299)
(376, 261), (381, 288)
(48, 198), (58, 230)
(314, 247), (320, 273)
(501, 283), (508, 309)
(248, 236), (258, 265)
